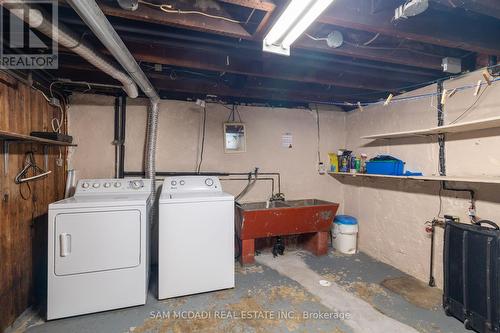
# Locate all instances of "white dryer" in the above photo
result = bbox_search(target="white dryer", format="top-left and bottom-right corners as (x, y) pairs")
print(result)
(47, 178), (152, 320)
(158, 176), (234, 299)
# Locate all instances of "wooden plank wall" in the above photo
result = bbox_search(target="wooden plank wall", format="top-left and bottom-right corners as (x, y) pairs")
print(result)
(0, 72), (67, 331)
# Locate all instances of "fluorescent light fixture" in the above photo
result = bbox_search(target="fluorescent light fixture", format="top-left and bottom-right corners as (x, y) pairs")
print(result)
(263, 0), (334, 56)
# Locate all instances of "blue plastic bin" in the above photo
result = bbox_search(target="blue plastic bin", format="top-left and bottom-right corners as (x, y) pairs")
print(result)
(366, 159), (404, 175)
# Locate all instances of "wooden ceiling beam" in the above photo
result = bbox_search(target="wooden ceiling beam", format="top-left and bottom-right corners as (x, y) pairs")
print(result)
(296, 37), (444, 70)
(431, 0), (500, 20)
(217, 0), (276, 12)
(96, 15), (447, 70)
(115, 40), (423, 91)
(96, 1), (252, 39)
(317, 0), (500, 55)
(67, 3), (461, 70)
(53, 66), (368, 104)
(148, 75), (349, 104)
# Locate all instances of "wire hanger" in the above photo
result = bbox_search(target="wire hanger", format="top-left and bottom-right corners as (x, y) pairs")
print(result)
(15, 152), (52, 184)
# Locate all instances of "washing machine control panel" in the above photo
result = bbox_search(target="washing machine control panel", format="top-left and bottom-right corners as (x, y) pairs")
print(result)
(76, 179), (151, 195)
(164, 176), (222, 192)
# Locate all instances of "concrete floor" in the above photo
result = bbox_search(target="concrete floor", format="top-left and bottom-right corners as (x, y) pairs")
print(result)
(10, 250), (468, 333)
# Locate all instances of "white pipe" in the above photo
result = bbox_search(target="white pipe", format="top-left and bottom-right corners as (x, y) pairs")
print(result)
(66, 0), (160, 195)
(0, 1), (138, 98)
(66, 0), (159, 103)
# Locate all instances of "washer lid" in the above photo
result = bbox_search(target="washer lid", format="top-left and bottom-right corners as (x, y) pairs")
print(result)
(50, 194), (150, 209)
(159, 191), (234, 204)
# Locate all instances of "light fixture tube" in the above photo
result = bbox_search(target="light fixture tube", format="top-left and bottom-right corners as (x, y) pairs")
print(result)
(263, 0), (334, 56)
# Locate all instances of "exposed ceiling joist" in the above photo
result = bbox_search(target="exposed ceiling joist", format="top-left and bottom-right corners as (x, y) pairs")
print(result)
(431, 0), (500, 20)
(317, 0), (500, 55)
(297, 37), (444, 70)
(97, 1), (252, 39)
(112, 41), (425, 91)
(86, 2), (473, 71)
(54, 65), (371, 104)
(217, 0), (276, 12)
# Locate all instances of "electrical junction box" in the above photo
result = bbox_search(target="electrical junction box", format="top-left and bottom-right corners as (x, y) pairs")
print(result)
(442, 57), (462, 74)
(49, 97), (61, 108)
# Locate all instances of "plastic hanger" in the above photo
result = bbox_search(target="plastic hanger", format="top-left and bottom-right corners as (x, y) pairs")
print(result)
(14, 152), (51, 184)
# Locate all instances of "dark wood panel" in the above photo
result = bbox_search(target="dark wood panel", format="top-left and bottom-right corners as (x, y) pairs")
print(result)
(97, 1), (252, 39)
(0, 72), (67, 331)
(431, 0), (500, 20)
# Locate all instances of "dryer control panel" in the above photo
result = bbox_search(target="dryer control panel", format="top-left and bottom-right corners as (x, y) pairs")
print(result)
(75, 179), (152, 195)
(163, 176), (222, 193)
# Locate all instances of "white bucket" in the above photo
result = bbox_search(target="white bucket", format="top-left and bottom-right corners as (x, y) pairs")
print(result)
(332, 222), (358, 254)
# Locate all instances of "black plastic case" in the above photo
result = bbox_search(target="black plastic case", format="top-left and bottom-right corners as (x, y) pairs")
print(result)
(443, 220), (500, 332)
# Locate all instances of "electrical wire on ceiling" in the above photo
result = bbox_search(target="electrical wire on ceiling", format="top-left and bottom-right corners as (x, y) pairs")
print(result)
(362, 33), (380, 46)
(326, 64), (500, 101)
(305, 31), (453, 58)
(305, 33), (330, 42)
(311, 74), (500, 109)
(343, 40), (446, 58)
(138, 0), (244, 23)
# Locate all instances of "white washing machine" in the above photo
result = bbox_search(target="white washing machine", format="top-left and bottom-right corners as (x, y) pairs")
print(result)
(158, 176), (234, 299)
(47, 178), (152, 320)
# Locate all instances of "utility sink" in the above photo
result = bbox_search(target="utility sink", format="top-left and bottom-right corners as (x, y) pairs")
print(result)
(235, 199), (340, 265)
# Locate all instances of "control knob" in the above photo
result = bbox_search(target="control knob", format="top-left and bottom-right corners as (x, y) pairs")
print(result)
(131, 180), (143, 189)
(205, 178), (214, 186)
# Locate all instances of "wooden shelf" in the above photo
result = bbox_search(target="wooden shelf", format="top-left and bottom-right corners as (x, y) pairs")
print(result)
(329, 172), (500, 185)
(0, 130), (76, 146)
(361, 116), (500, 140)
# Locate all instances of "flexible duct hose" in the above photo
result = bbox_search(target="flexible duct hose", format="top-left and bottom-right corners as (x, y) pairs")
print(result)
(145, 101), (159, 196)
(0, 1), (138, 98)
(67, 0), (161, 205)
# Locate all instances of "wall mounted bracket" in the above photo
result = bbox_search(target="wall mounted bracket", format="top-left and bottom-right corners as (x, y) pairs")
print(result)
(2, 142), (50, 176)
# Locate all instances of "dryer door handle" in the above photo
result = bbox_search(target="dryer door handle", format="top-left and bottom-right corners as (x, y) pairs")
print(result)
(59, 233), (71, 257)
